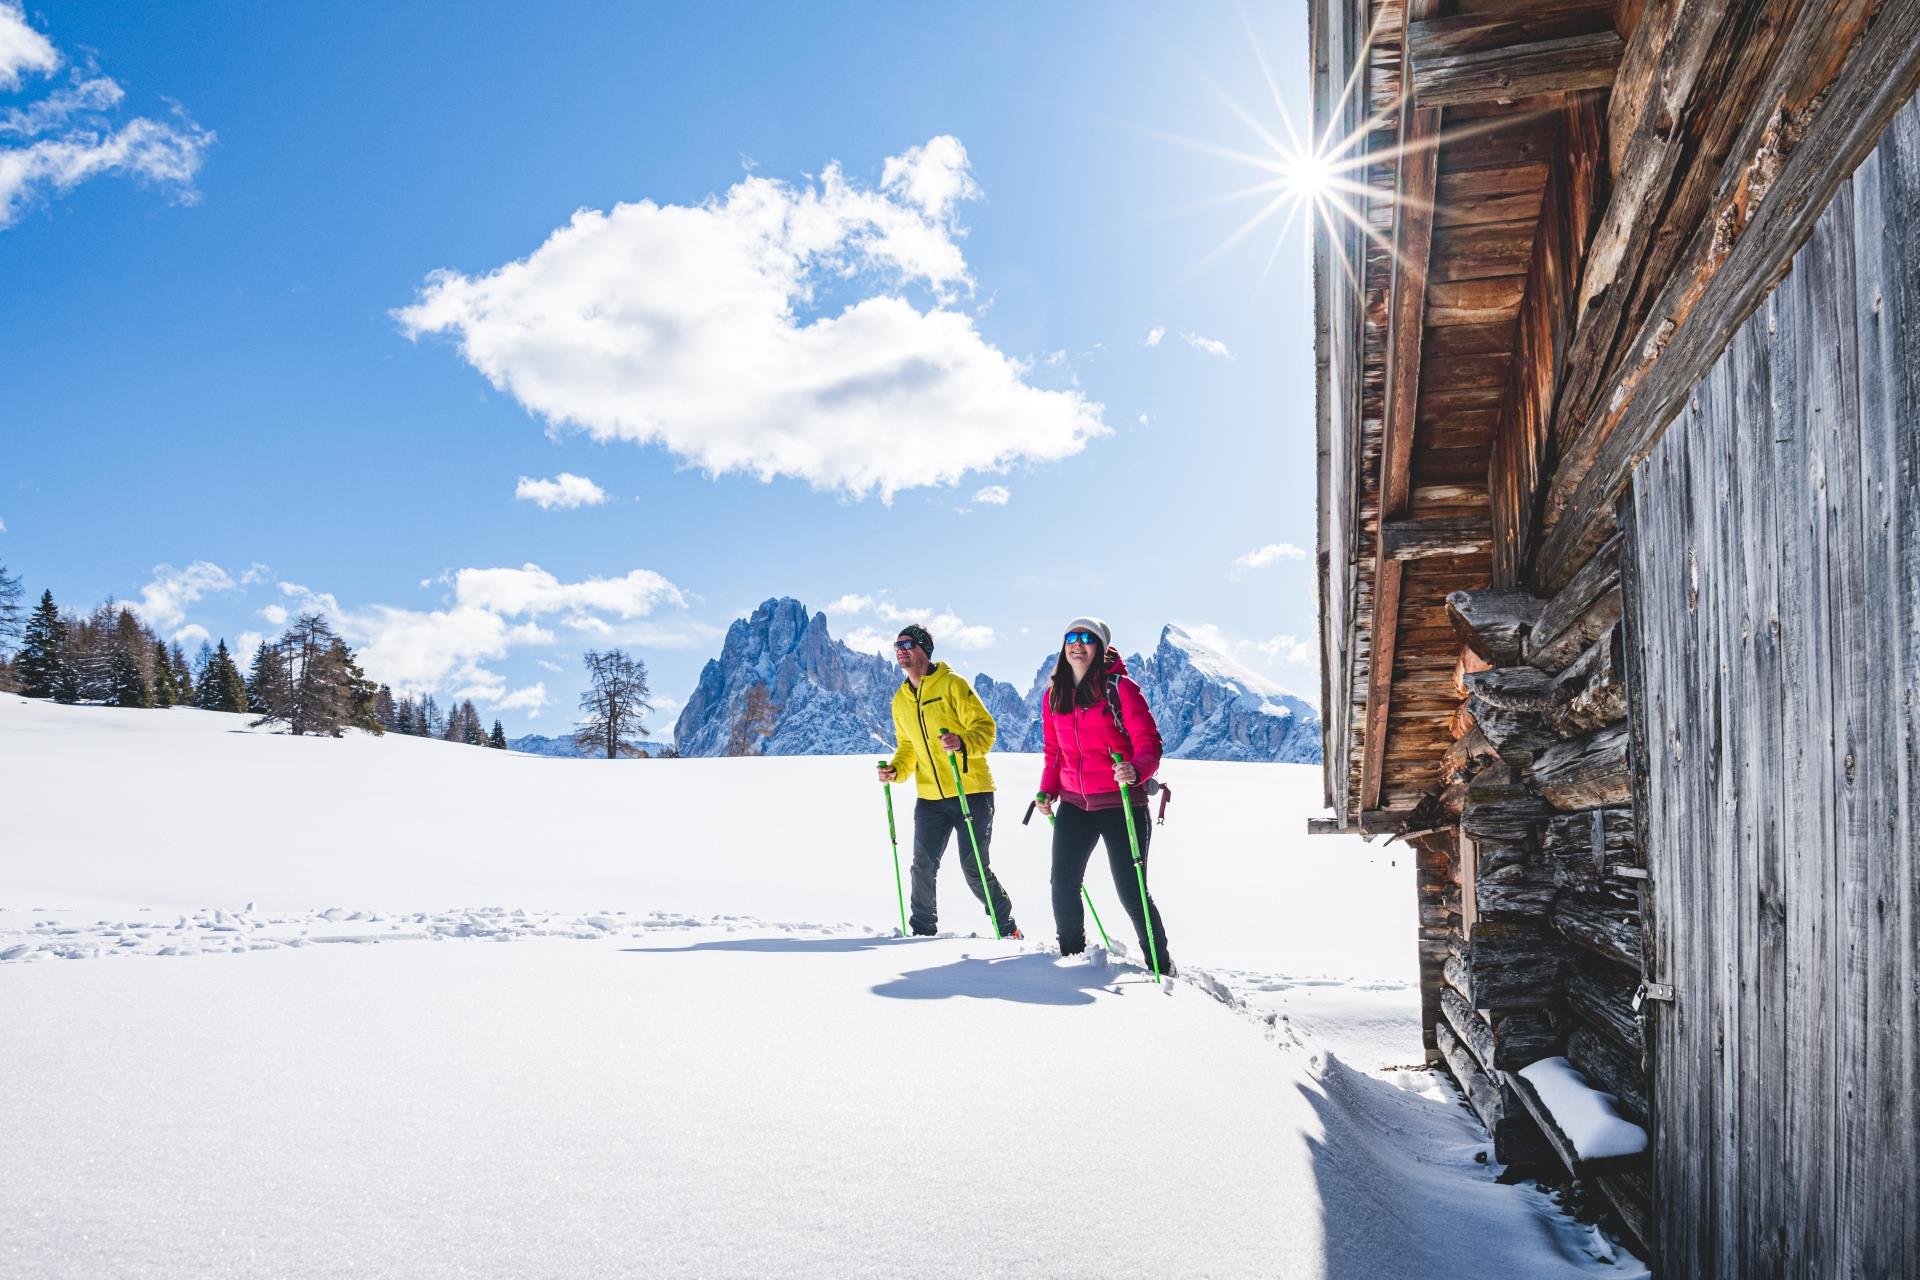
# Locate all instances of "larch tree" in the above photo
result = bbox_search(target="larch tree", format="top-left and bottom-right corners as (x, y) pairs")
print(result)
(573, 648), (653, 759)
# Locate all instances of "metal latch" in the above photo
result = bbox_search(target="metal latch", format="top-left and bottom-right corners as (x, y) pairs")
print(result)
(1632, 980), (1676, 1011)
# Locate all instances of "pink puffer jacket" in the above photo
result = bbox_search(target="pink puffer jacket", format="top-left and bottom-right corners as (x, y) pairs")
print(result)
(1039, 652), (1163, 808)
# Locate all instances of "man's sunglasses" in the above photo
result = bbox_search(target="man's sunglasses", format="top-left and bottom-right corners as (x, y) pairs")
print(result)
(893, 638), (920, 651)
(1063, 631), (1101, 646)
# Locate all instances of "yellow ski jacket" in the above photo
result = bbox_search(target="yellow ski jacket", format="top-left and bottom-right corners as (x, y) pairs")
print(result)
(887, 663), (997, 799)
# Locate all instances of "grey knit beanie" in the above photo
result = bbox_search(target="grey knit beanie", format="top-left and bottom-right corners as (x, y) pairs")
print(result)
(1063, 616), (1111, 648)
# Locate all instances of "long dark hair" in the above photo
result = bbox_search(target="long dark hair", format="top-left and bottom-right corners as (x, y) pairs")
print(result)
(1048, 641), (1110, 716)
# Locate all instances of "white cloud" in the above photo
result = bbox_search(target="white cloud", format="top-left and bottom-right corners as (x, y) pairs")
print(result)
(973, 484), (1010, 506)
(395, 137), (1107, 501)
(1137, 413), (1150, 429)
(236, 630), (263, 658)
(537, 659), (565, 674)
(454, 563), (684, 619)
(171, 623), (209, 647)
(0, 74), (119, 137)
(0, 6), (214, 229)
(493, 684), (550, 716)
(259, 603), (288, 625)
(272, 564), (689, 698)
(130, 560), (241, 631)
(1144, 325), (1165, 347)
(1258, 633), (1317, 665)
(1235, 542), (1308, 571)
(515, 472), (607, 510)
(823, 592), (996, 651)
(1182, 332), (1234, 360)
(0, 517), (7, 532)
(0, 4), (58, 92)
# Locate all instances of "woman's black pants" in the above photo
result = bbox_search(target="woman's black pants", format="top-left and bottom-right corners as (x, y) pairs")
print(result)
(1050, 799), (1170, 966)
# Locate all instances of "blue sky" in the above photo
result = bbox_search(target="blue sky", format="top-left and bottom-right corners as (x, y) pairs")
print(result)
(1, 1), (1321, 735)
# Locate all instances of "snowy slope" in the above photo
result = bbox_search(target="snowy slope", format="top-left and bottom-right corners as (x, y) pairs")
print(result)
(0, 697), (1644, 1278)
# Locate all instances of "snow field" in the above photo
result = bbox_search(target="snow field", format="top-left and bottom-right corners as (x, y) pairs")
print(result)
(0, 697), (1647, 1277)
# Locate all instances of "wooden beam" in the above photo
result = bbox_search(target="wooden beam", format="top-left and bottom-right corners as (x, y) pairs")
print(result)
(1405, 1), (1616, 61)
(1359, 0), (1442, 813)
(1383, 515), (1493, 560)
(1411, 30), (1624, 108)
(1534, 0), (1920, 591)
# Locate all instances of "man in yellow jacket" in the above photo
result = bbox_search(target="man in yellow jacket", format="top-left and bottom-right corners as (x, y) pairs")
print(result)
(874, 624), (1021, 938)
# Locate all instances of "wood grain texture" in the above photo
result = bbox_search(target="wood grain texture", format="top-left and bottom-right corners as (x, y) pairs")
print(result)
(1625, 94), (1920, 1272)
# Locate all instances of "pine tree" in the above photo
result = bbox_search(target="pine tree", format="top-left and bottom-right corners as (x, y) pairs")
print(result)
(108, 611), (154, 708)
(374, 685), (397, 732)
(247, 641), (287, 715)
(150, 639), (179, 708)
(169, 642), (193, 704)
(393, 696), (416, 736)
(489, 719), (507, 749)
(211, 640), (248, 713)
(418, 694), (442, 738)
(257, 615), (355, 736)
(460, 700), (485, 745)
(17, 590), (68, 699)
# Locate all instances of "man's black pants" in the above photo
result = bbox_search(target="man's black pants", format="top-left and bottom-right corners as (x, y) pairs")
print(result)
(910, 794), (1015, 935)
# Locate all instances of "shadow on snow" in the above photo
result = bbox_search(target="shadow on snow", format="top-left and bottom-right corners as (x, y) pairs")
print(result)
(870, 952), (1129, 1006)
(623, 935), (931, 957)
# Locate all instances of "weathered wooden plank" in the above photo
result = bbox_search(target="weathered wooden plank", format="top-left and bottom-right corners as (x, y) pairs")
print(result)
(1551, 892), (1641, 972)
(1460, 778), (1552, 846)
(1848, 98), (1920, 1279)
(1529, 723), (1632, 810)
(1543, 806), (1637, 893)
(1411, 31), (1624, 108)
(1446, 588), (1543, 664)
(1566, 956), (1644, 1055)
(1533, 0), (1920, 595)
(1437, 1018), (1549, 1163)
(1567, 1023), (1651, 1127)
(1544, 626), (1628, 736)
(1524, 534), (1622, 671)
(1425, 275), (1527, 324)
(1506, 1061), (1646, 1180)
(1382, 515), (1493, 560)
(1405, 2), (1615, 61)
(1466, 918), (1568, 1010)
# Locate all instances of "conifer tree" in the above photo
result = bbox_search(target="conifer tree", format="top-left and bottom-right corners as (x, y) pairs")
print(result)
(489, 719), (507, 749)
(247, 641), (287, 715)
(0, 560), (22, 656)
(374, 685), (397, 732)
(169, 642), (193, 704)
(393, 697), (415, 736)
(104, 610), (153, 708)
(150, 639), (179, 707)
(418, 694), (442, 738)
(18, 590), (67, 699)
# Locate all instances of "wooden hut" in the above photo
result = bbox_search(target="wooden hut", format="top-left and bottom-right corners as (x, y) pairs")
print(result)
(1307, 0), (1920, 1270)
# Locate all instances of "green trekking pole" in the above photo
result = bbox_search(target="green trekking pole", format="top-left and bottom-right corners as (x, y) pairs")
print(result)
(1025, 793), (1112, 952)
(943, 730), (1002, 940)
(878, 760), (908, 938)
(1110, 750), (1161, 982)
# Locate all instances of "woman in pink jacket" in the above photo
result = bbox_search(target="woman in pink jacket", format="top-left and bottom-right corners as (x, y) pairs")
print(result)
(1034, 616), (1174, 975)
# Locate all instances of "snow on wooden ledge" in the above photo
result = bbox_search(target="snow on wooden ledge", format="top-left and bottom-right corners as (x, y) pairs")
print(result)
(1517, 1056), (1648, 1162)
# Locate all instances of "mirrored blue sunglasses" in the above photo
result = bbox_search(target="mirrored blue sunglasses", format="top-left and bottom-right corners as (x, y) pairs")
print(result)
(1063, 631), (1101, 646)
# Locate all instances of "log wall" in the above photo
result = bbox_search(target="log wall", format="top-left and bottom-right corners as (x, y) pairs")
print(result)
(1624, 90), (1920, 1278)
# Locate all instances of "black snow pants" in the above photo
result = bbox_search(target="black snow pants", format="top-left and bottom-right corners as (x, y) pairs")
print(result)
(910, 794), (1016, 935)
(1050, 799), (1171, 969)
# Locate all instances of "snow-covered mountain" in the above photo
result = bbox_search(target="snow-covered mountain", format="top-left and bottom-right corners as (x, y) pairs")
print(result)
(506, 733), (671, 759)
(1129, 625), (1321, 763)
(672, 597), (897, 756)
(670, 603), (1319, 764)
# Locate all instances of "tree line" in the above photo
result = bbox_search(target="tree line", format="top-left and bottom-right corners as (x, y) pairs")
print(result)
(0, 567), (508, 747)
(0, 562), (669, 756)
